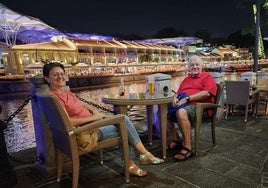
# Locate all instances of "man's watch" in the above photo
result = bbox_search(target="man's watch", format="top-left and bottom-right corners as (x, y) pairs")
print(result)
(185, 96), (190, 103)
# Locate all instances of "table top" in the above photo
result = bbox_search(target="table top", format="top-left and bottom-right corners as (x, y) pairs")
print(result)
(102, 92), (173, 105)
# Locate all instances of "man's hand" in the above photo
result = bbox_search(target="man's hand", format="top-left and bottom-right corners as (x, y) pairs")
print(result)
(176, 98), (187, 107)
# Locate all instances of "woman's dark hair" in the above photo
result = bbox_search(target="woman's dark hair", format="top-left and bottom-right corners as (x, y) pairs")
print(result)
(43, 62), (65, 77)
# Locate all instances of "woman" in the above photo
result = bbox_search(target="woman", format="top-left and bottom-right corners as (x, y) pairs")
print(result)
(43, 62), (164, 177)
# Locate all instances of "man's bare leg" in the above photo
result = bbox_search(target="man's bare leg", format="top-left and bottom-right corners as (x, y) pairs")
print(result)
(174, 109), (192, 160)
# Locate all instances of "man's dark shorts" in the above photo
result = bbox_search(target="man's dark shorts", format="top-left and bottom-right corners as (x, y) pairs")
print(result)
(168, 105), (209, 124)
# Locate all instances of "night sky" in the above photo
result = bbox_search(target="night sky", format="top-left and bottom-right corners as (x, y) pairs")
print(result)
(1, 0), (253, 38)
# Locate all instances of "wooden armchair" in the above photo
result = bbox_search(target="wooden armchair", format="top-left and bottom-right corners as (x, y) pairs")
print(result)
(35, 93), (130, 188)
(169, 83), (223, 156)
(194, 83), (224, 155)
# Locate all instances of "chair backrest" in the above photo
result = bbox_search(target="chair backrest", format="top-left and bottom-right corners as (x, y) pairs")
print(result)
(215, 83), (224, 105)
(224, 80), (250, 106)
(36, 93), (77, 158)
(207, 83), (224, 120)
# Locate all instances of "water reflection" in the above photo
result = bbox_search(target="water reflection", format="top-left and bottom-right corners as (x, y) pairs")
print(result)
(0, 76), (184, 153)
(2, 73), (238, 153)
(0, 101), (35, 153)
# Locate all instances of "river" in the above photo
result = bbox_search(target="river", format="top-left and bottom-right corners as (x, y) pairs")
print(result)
(1, 72), (244, 153)
(1, 76), (188, 153)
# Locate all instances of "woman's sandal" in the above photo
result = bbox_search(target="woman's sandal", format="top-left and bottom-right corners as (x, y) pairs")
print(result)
(168, 140), (182, 150)
(139, 152), (165, 165)
(129, 164), (147, 177)
(174, 145), (193, 161)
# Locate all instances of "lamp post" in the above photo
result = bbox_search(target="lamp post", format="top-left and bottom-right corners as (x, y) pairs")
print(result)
(253, 0), (260, 72)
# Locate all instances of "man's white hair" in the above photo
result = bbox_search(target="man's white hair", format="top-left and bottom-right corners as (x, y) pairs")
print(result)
(188, 55), (203, 65)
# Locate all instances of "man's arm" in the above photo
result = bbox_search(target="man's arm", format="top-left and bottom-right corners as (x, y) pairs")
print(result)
(187, 90), (211, 102)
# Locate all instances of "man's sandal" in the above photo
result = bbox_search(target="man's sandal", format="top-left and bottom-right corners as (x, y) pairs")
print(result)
(129, 164), (147, 177)
(174, 145), (193, 161)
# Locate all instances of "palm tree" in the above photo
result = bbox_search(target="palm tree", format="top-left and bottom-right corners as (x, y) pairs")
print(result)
(253, 0), (261, 72)
(239, 0), (268, 72)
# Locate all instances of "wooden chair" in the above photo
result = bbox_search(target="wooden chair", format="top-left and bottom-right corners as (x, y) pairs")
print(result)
(224, 80), (254, 122)
(194, 83), (224, 155)
(35, 93), (130, 188)
(169, 83), (224, 156)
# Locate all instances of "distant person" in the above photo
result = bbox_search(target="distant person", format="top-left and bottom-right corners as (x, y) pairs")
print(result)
(167, 55), (217, 161)
(43, 62), (164, 177)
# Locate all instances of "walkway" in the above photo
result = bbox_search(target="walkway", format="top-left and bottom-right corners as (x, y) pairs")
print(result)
(6, 115), (268, 188)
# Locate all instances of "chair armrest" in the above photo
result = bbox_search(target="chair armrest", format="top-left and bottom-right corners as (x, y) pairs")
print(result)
(196, 103), (220, 116)
(252, 88), (268, 96)
(196, 103), (220, 110)
(68, 114), (126, 135)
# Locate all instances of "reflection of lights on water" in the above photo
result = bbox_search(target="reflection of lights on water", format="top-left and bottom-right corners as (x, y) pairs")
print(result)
(2, 73), (241, 153)
(1, 101), (35, 153)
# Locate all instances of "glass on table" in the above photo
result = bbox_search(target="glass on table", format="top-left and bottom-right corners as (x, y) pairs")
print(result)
(147, 75), (155, 96)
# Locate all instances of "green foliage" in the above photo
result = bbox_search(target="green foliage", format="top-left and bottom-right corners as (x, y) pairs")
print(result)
(154, 57), (160, 63)
(263, 0), (268, 9)
(241, 27), (254, 36)
(194, 30), (211, 43)
(152, 27), (187, 38)
(139, 54), (151, 63)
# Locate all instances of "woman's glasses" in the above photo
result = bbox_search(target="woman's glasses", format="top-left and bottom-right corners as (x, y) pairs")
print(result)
(49, 72), (66, 77)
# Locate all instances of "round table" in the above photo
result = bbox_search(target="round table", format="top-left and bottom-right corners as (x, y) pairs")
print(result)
(102, 93), (173, 158)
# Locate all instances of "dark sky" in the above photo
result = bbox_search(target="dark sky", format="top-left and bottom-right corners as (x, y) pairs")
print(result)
(1, 0), (253, 38)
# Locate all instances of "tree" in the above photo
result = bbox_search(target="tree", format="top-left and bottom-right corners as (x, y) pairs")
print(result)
(238, 0), (268, 71)
(151, 27), (187, 38)
(226, 30), (254, 47)
(194, 29), (211, 43)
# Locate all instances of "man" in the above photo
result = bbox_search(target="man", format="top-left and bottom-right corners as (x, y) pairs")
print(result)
(168, 55), (217, 161)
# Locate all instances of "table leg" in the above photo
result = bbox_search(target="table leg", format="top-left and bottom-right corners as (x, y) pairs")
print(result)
(159, 104), (167, 159)
(146, 105), (153, 145)
(254, 92), (260, 117)
(113, 105), (128, 115)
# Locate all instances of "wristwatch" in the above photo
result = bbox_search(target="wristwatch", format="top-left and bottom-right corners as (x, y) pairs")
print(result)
(185, 96), (190, 103)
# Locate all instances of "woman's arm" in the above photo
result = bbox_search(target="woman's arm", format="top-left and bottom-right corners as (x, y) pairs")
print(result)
(83, 103), (94, 114)
(70, 113), (106, 127)
(70, 102), (106, 126)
